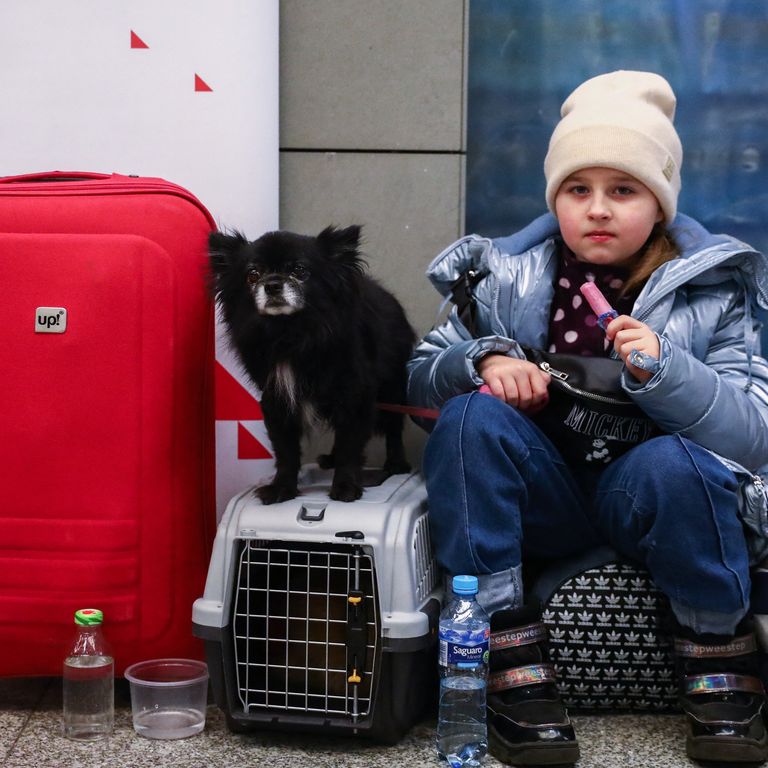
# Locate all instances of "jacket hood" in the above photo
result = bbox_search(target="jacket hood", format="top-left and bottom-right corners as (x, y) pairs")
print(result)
(646, 214), (768, 311)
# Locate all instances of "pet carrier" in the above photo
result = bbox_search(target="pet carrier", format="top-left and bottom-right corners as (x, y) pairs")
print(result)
(193, 467), (441, 743)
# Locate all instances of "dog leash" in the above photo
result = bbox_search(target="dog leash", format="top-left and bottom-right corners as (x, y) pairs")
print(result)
(376, 402), (441, 420)
(376, 387), (493, 421)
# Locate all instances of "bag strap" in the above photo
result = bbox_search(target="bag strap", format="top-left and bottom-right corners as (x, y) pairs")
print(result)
(449, 268), (487, 337)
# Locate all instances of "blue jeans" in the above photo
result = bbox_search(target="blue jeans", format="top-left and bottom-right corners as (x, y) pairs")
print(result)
(423, 392), (751, 634)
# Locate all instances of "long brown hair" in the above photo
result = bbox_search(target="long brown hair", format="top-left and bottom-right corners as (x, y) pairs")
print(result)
(621, 223), (679, 297)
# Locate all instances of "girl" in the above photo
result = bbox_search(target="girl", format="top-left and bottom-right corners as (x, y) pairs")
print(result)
(408, 71), (768, 766)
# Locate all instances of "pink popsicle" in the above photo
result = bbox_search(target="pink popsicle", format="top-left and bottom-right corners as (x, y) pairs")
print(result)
(579, 281), (618, 330)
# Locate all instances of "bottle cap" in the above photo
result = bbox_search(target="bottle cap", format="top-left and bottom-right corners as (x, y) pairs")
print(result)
(452, 575), (479, 595)
(74, 608), (104, 626)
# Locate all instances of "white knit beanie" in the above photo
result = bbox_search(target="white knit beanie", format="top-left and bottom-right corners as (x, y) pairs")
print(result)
(544, 70), (683, 224)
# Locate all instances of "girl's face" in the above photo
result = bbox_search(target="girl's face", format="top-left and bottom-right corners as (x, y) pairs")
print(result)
(554, 167), (664, 267)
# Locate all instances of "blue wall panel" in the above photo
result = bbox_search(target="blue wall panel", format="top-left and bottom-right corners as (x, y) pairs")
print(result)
(467, 0), (768, 253)
(467, 0), (768, 345)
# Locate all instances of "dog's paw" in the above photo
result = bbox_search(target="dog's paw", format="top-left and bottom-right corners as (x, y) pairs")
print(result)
(317, 453), (335, 469)
(329, 480), (363, 503)
(256, 483), (298, 505)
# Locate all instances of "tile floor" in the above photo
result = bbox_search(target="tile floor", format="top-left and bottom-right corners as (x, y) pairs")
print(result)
(0, 676), (699, 768)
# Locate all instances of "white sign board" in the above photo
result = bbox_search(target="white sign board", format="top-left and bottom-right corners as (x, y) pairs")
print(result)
(0, 0), (279, 518)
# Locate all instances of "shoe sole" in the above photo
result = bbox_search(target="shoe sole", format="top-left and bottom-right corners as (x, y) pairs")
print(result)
(488, 723), (580, 766)
(687, 733), (768, 764)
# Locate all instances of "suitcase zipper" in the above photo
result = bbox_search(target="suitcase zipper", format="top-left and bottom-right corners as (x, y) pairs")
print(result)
(0, 177), (214, 224)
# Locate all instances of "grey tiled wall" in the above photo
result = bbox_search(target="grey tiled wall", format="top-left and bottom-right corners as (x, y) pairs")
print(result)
(280, 0), (468, 464)
(281, 0), (465, 152)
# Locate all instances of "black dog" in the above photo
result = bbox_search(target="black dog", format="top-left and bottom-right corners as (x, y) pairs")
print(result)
(209, 225), (415, 503)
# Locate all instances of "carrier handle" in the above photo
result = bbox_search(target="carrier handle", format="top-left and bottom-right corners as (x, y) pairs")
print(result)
(0, 170), (118, 184)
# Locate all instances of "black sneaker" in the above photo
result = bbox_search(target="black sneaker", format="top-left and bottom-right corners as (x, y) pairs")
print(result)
(487, 604), (579, 766)
(675, 630), (768, 764)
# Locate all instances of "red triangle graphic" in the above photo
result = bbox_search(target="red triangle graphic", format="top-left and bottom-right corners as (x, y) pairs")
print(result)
(238, 423), (272, 460)
(130, 31), (149, 49)
(215, 362), (263, 420)
(194, 74), (213, 92)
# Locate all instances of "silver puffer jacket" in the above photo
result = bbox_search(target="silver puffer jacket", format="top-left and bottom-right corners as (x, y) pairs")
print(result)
(407, 213), (768, 561)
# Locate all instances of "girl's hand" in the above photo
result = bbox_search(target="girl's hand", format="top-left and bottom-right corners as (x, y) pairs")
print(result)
(605, 315), (660, 383)
(476, 354), (551, 414)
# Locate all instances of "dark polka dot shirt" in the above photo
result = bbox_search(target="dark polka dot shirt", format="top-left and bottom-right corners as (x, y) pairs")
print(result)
(547, 242), (638, 356)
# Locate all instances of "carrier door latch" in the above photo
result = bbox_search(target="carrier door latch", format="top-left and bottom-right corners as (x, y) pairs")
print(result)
(346, 589), (368, 685)
(346, 544), (369, 723)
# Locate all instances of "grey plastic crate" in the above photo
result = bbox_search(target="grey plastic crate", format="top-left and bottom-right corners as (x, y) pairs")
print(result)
(193, 466), (441, 743)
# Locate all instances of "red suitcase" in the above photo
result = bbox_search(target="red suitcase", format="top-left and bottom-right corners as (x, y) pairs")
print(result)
(0, 171), (216, 676)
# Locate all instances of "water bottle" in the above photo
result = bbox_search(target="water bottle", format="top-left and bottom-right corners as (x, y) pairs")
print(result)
(63, 608), (114, 740)
(436, 575), (490, 768)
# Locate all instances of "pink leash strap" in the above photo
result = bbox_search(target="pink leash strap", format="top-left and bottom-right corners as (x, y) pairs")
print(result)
(376, 402), (441, 420)
(377, 385), (492, 421)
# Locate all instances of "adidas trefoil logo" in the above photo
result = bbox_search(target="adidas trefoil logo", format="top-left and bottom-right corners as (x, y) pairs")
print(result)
(594, 575), (611, 589)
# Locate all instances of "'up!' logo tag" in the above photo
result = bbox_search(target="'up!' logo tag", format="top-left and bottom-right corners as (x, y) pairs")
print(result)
(35, 307), (67, 333)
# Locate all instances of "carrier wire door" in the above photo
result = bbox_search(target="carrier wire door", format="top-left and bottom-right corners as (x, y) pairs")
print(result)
(232, 540), (378, 721)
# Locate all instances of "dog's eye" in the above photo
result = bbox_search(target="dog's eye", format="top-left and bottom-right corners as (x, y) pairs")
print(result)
(247, 268), (261, 284)
(290, 263), (309, 280)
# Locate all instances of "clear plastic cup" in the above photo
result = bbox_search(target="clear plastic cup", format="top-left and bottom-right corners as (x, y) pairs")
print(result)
(124, 658), (209, 739)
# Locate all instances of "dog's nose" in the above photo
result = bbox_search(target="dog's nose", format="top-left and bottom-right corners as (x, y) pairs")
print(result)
(262, 277), (283, 296)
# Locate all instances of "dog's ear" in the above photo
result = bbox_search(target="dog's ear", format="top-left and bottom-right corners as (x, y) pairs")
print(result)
(209, 230), (247, 258)
(317, 225), (361, 258)
(207, 230), (251, 300)
(316, 226), (365, 272)
(208, 230), (249, 271)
